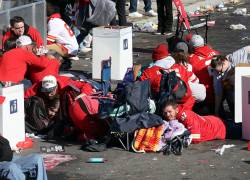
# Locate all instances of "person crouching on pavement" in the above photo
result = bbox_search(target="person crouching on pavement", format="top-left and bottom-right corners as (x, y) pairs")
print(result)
(211, 55), (235, 117)
(16, 35), (60, 84)
(140, 43), (195, 111)
(24, 75), (95, 139)
(162, 100), (226, 143)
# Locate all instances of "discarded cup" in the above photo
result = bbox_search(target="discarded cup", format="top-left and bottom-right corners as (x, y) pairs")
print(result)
(86, 158), (104, 163)
(247, 141), (250, 151)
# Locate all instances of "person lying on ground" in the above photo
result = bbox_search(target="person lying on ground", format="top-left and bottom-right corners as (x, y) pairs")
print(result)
(162, 100), (226, 143)
(0, 136), (48, 180)
(140, 43), (195, 110)
(188, 34), (220, 109)
(2, 16), (44, 51)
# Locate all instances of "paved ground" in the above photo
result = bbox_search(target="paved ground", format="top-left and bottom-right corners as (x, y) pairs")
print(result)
(21, 0), (250, 179)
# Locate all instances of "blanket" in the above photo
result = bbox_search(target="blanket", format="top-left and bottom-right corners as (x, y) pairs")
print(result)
(132, 125), (164, 152)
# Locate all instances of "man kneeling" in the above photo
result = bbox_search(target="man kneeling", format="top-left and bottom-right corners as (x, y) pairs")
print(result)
(162, 100), (226, 143)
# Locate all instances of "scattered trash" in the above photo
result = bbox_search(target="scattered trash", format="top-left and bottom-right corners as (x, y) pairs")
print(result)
(216, 2), (225, 9)
(217, 7), (228, 12)
(233, 8), (247, 16)
(229, 24), (247, 30)
(180, 170), (186, 176)
(241, 36), (250, 41)
(85, 57), (91, 60)
(152, 157), (158, 161)
(209, 164), (215, 167)
(42, 154), (76, 170)
(230, 0), (239, 4)
(133, 22), (158, 33)
(40, 145), (65, 153)
(213, 144), (235, 155)
(25, 133), (41, 139)
(86, 157), (105, 163)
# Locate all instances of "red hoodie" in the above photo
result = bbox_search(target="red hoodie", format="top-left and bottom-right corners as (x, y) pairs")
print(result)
(2, 26), (44, 49)
(0, 48), (49, 83)
(177, 109), (226, 143)
(188, 45), (219, 103)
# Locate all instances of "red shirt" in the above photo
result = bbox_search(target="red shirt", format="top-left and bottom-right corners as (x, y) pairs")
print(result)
(27, 57), (60, 84)
(25, 76), (94, 98)
(0, 48), (49, 83)
(2, 25), (44, 49)
(177, 109), (226, 143)
(188, 45), (219, 103)
(140, 65), (195, 110)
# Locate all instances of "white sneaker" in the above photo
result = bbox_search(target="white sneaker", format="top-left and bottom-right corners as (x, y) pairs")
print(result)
(68, 56), (79, 61)
(145, 10), (157, 17)
(129, 12), (143, 18)
(79, 47), (92, 53)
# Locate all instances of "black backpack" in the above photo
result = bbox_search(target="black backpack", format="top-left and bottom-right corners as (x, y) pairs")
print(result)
(157, 70), (187, 114)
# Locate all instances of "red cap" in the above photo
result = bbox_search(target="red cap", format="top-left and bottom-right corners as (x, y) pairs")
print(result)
(152, 44), (169, 61)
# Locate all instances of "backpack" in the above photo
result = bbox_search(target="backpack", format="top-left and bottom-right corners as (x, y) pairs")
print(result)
(157, 70), (187, 114)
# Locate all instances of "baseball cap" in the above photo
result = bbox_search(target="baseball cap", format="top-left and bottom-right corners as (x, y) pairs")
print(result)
(41, 75), (57, 93)
(190, 35), (204, 48)
(152, 44), (169, 61)
(16, 35), (33, 47)
(175, 42), (189, 54)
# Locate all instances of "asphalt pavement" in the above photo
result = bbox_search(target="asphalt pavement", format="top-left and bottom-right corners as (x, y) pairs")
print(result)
(22, 0), (250, 179)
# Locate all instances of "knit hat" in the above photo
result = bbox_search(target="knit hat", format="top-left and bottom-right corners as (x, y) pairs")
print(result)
(175, 42), (189, 54)
(41, 75), (57, 93)
(16, 35), (33, 47)
(152, 44), (169, 61)
(190, 35), (204, 48)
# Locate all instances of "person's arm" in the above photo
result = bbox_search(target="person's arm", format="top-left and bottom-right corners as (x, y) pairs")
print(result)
(24, 50), (49, 69)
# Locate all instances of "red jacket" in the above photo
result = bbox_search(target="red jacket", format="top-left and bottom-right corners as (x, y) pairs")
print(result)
(25, 75), (94, 98)
(140, 65), (195, 110)
(27, 57), (60, 84)
(177, 109), (226, 143)
(0, 48), (50, 83)
(188, 45), (219, 103)
(2, 25), (44, 49)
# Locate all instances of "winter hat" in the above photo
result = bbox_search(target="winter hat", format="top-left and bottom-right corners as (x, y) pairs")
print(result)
(152, 44), (169, 61)
(190, 35), (204, 48)
(16, 35), (33, 47)
(175, 42), (189, 54)
(41, 75), (57, 92)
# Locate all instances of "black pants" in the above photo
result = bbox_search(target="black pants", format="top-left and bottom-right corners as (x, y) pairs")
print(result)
(156, 0), (173, 33)
(110, 0), (127, 26)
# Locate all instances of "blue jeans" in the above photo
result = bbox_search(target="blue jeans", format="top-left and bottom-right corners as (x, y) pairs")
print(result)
(129, 0), (152, 13)
(0, 154), (48, 180)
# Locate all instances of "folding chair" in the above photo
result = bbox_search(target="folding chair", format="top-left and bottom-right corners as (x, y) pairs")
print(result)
(173, 0), (215, 43)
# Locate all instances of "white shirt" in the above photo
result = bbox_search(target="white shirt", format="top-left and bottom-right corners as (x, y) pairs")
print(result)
(47, 14), (79, 55)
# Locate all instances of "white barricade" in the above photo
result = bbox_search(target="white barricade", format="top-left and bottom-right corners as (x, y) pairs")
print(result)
(235, 64), (250, 123)
(92, 26), (133, 80)
(0, 84), (25, 148)
(242, 75), (250, 140)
